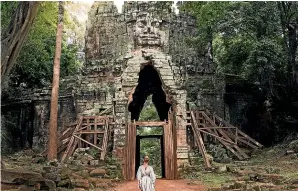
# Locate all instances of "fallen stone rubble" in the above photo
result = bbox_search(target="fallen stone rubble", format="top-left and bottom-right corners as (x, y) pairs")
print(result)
(1, 148), (123, 191)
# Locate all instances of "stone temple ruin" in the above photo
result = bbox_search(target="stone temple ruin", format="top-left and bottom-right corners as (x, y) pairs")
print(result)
(1, 2), (262, 180)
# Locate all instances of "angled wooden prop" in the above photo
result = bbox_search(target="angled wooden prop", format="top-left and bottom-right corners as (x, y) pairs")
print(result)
(187, 109), (263, 167)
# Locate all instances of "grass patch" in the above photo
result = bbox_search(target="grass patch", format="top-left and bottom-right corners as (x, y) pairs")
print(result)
(194, 172), (236, 187)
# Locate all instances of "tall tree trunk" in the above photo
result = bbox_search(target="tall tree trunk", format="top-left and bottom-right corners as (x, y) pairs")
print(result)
(288, 25), (297, 86)
(48, 1), (64, 160)
(277, 2), (298, 87)
(1, 2), (40, 87)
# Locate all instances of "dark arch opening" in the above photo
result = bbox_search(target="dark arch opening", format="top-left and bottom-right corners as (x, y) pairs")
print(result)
(128, 64), (171, 121)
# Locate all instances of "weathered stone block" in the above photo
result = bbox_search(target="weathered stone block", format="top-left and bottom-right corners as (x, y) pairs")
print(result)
(71, 179), (89, 189)
(90, 168), (106, 177)
(89, 160), (99, 166)
(1, 169), (44, 184)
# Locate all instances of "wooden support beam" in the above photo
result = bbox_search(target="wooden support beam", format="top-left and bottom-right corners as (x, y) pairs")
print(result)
(67, 136), (79, 158)
(135, 121), (167, 126)
(190, 111), (211, 168)
(216, 138), (243, 160)
(238, 130), (263, 148)
(203, 112), (249, 159)
(74, 130), (105, 134)
(125, 121), (136, 180)
(61, 117), (83, 162)
(73, 135), (103, 151)
(98, 106), (112, 116)
(198, 129), (236, 144)
(83, 115), (114, 119)
(198, 127), (237, 130)
(94, 117), (97, 146)
(100, 119), (109, 160)
(213, 113), (263, 148)
(164, 118), (176, 179)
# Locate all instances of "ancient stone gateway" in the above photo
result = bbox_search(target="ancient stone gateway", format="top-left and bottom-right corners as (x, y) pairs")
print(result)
(2, 1), (262, 181)
(82, 1), (203, 179)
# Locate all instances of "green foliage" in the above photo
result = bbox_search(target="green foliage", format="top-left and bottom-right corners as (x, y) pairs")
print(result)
(138, 96), (163, 177)
(243, 39), (285, 85)
(1, 1), (19, 30)
(180, 2), (230, 55)
(139, 96), (159, 122)
(138, 96), (163, 135)
(140, 139), (162, 177)
(3, 2), (82, 88)
(182, 1), (298, 144)
(213, 2), (287, 87)
(182, 1), (287, 85)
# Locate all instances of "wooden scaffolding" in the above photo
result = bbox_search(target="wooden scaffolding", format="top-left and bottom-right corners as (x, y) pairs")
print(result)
(187, 110), (263, 168)
(42, 115), (114, 162)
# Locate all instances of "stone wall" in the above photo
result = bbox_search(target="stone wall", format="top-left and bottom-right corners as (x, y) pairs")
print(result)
(1, 86), (77, 152)
(1, 1), (226, 169)
(83, 1), (193, 165)
(186, 74), (226, 117)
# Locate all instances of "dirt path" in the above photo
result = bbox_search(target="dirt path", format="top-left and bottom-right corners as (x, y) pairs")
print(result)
(109, 179), (207, 191)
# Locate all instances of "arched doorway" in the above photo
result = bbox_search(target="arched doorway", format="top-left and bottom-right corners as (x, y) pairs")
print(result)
(128, 64), (172, 121)
(124, 63), (177, 180)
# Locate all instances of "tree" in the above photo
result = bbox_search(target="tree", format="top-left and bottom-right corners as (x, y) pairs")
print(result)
(277, 2), (298, 86)
(48, 1), (64, 160)
(182, 1), (298, 144)
(1, 2), (40, 86)
(179, 2), (230, 60)
(5, 2), (82, 88)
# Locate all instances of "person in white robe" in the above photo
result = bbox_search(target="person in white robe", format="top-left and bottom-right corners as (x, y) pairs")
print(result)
(136, 155), (156, 191)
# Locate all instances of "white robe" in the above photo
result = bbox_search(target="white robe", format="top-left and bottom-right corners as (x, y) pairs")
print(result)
(136, 165), (156, 191)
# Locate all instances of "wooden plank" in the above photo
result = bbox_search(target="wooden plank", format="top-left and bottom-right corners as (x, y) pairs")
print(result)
(190, 111), (211, 168)
(81, 122), (107, 126)
(225, 128), (258, 149)
(237, 137), (259, 149)
(61, 128), (71, 136)
(75, 125), (89, 132)
(94, 117), (97, 146)
(215, 129), (249, 159)
(42, 127), (73, 155)
(61, 137), (70, 144)
(131, 123), (136, 180)
(202, 112), (249, 159)
(125, 121), (136, 180)
(198, 129), (236, 144)
(62, 136), (75, 162)
(61, 116), (83, 162)
(170, 111), (178, 179)
(200, 112), (240, 159)
(135, 121), (167, 126)
(74, 130), (105, 134)
(164, 119), (175, 179)
(86, 118), (90, 145)
(213, 114), (263, 147)
(73, 135), (103, 151)
(98, 106), (112, 116)
(57, 143), (69, 155)
(164, 123), (170, 178)
(100, 119), (109, 160)
(83, 115), (114, 119)
(216, 138), (243, 160)
(238, 130), (263, 148)
(67, 137), (79, 158)
(198, 127), (236, 130)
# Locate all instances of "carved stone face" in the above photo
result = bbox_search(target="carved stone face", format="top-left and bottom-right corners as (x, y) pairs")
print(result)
(134, 13), (166, 47)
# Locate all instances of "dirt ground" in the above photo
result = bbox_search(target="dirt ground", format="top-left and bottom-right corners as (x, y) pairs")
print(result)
(108, 179), (207, 191)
